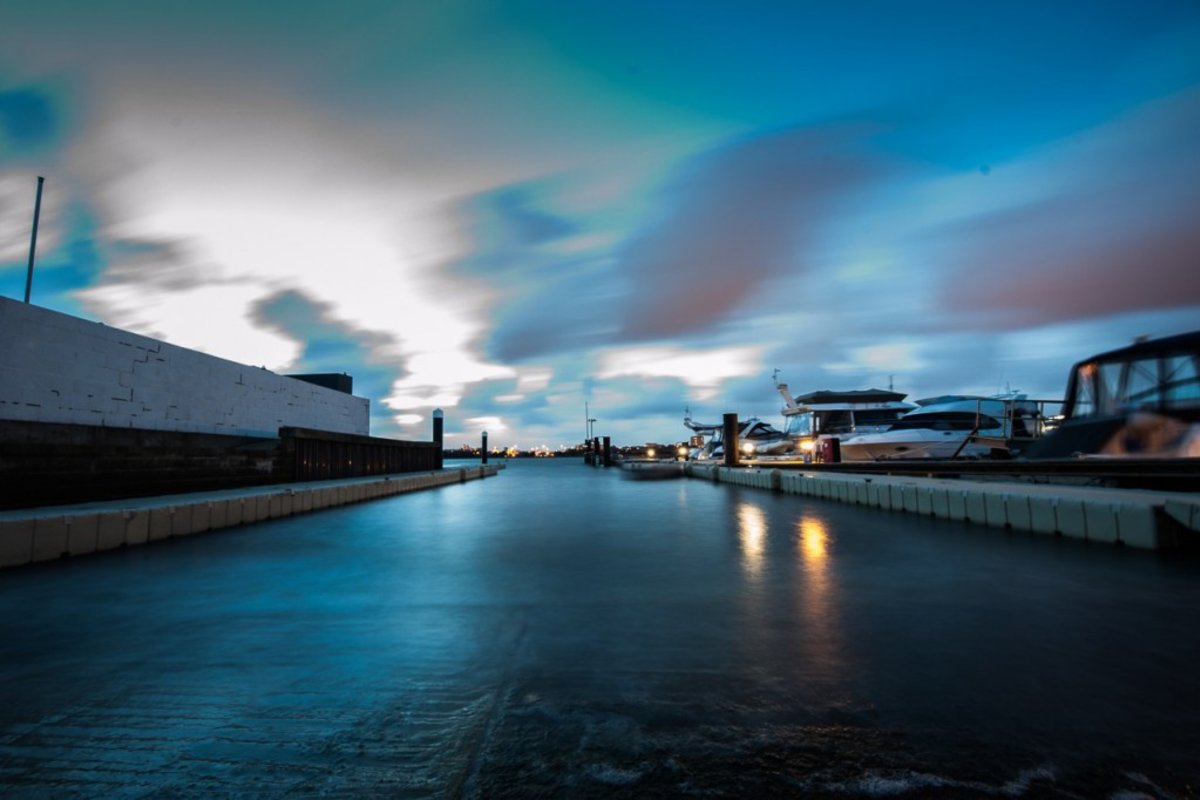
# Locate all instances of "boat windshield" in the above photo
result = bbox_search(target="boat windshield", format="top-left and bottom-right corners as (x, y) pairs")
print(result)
(785, 408), (908, 437)
(888, 412), (1001, 431)
(784, 413), (813, 438)
(1069, 351), (1200, 418)
(817, 410), (854, 434)
(854, 409), (909, 427)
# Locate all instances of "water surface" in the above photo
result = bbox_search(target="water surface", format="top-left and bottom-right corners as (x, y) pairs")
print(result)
(1, 458), (1197, 797)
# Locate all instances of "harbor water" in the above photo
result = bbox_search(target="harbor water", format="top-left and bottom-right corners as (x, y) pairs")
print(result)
(1, 458), (1197, 798)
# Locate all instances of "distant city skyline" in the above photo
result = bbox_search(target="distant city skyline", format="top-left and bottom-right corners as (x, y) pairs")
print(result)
(3, 1), (1199, 448)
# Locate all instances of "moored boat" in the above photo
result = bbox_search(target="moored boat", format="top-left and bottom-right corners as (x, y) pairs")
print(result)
(835, 393), (1042, 461)
(683, 411), (792, 459)
(1024, 330), (1200, 459)
(774, 382), (915, 461)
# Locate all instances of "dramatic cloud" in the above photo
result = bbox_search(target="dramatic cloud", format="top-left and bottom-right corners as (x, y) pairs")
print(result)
(250, 289), (409, 434)
(613, 125), (884, 340)
(474, 124), (889, 362)
(928, 88), (1200, 330)
(2, 2), (1199, 447)
(598, 343), (767, 401)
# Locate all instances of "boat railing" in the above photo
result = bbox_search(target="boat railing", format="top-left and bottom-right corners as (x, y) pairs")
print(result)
(960, 397), (1065, 456)
(1006, 398), (1065, 440)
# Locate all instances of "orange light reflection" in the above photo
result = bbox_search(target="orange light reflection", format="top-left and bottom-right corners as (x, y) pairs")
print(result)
(794, 514), (847, 692)
(799, 516), (828, 567)
(737, 502), (766, 579)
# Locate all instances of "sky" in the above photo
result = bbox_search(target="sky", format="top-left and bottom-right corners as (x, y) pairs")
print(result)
(2, 1), (1199, 450)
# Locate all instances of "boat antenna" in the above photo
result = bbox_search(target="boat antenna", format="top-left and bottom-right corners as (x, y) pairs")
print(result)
(772, 368), (780, 387)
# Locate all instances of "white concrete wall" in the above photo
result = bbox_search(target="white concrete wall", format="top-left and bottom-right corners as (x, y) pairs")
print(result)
(0, 297), (369, 437)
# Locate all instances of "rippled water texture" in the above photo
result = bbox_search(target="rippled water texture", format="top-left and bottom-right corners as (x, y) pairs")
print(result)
(2, 459), (1198, 797)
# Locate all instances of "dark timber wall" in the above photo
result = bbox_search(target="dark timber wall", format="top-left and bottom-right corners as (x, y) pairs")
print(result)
(0, 420), (441, 510)
(279, 427), (440, 482)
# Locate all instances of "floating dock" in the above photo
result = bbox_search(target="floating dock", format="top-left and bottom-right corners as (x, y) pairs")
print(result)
(0, 465), (502, 570)
(684, 463), (1200, 550)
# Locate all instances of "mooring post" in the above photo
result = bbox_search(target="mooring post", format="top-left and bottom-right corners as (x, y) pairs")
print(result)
(602, 436), (612, 467)
(481, 430), (488, 464)
(432, 408), (444, 470)
(24, 176), (45, 304)
(723, 413), (739, 467)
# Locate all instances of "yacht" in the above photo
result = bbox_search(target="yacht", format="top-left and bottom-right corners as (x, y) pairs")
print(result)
(836, 393), (1043, 461)
(1023, 330), (1200, 458)
(683, 411), (792, 459)
(774, 383), (915, 461)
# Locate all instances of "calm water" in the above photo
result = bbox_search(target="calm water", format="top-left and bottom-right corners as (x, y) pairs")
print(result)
(1, 458), (1198, 798)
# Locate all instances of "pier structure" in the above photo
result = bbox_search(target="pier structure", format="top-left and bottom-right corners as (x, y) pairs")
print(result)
(0, 295), (507, 571)
(683, 463), (1200, 550)
(0, 465), (502, 571)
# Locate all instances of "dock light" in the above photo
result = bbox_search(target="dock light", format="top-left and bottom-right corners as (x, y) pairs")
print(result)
(677, 445), (688, 458)
(741, 441), (756, 455)
(647, 447), (656, 458)
(799, 440), (816, 452)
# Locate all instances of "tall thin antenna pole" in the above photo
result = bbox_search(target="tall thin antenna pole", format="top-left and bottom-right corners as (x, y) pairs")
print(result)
(24, 176), (45, 304)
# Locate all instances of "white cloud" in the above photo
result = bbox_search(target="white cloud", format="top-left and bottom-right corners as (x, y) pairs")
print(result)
(465, 415), (506, 432)
(598, 344), (766, 401)
(516, 368), (553, 391)
(385, 351), (515, 409)
(61, 71), (528, 419)
(78, 280), (300, 369)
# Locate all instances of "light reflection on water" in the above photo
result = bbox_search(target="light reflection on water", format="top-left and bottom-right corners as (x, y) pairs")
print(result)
(794, 514), (847, 696)
(736, 501), (767, 578)
(798, 514), (829, 566)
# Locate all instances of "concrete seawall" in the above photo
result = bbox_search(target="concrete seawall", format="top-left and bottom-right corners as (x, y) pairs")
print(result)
(0, 465), (501, 570)
(685, 464), (1200, 550)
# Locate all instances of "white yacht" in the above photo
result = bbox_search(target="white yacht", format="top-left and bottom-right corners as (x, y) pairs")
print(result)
(774, 383), (915, 461)
(683, 411), (792, 459)
(836, 393), (1042, 461)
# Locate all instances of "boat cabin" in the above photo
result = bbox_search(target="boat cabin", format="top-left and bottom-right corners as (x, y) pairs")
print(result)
(1060, 330), (1200, 421)
(1025, 330), (1200, 458)
(779, 388), (915, 448)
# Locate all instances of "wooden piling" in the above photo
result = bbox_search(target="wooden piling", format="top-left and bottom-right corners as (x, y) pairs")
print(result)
(723, 413), (739, 467)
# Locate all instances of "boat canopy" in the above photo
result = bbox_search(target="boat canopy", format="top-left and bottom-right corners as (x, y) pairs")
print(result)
(684, 415), (785, 438)
(1024, 330), (1200, 458)
(1061, 330), (1200, 420)
(792, 389), (908, 406)
(912, 394), (984, 407)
